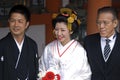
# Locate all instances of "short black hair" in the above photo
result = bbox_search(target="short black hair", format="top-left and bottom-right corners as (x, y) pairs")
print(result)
(97, 6), (118, 20)
(8, 4), (31, 22)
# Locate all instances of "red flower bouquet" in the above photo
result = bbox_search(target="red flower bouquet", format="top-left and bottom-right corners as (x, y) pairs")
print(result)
(41, 71), (60, 80)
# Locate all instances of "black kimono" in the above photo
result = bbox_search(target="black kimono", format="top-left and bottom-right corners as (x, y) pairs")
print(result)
(0, 32), (39, 80)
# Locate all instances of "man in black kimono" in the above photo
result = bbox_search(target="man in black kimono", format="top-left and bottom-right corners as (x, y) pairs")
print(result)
(0, 5), (39, 80)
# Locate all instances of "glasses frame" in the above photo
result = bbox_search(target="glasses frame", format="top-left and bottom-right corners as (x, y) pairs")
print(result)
(96, 19), (115, 26)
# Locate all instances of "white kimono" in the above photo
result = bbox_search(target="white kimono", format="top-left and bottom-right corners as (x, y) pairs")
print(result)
(39, 39), (91, 80)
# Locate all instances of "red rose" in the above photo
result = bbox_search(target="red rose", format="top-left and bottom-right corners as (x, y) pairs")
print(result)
(41, 71), (60, 80)
(55, 74), (60, 80)
(45, 71), (55, 80)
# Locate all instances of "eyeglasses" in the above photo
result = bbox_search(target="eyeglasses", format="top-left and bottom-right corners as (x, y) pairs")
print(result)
(96, 20), (113, 26)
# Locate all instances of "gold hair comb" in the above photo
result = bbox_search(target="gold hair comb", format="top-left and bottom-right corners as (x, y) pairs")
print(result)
(52, 8), (81, 31)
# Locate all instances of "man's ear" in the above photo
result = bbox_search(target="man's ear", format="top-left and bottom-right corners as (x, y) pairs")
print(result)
(113, 19), (119, 28)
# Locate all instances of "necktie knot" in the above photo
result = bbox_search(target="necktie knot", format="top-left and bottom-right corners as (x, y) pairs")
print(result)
(106, 39), (111, 44)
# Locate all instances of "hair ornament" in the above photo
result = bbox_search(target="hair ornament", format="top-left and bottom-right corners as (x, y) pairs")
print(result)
(60, 8), (72, 16)
(52, 13), (58, 19)
(52, 8), (81, 31)
(67, 14), (76, 31)
(77, 19), (81, 25)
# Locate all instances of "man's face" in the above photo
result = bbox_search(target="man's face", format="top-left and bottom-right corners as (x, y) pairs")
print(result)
(8, 13), (29, 37)
(96, 12), (118, 38)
